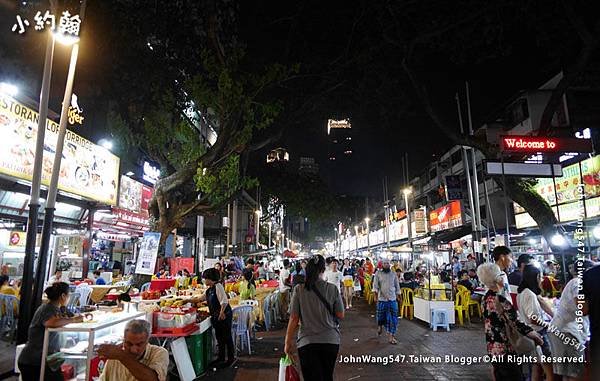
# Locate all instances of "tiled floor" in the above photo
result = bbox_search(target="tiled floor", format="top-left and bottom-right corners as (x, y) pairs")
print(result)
(0, 337), (17, 380)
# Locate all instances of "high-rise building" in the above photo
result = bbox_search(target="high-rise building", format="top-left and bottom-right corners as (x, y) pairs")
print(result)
(327, 119), (352, 162)
(298, 157), (319, 176)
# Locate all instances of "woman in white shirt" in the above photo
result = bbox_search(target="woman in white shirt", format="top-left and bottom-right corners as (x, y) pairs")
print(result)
(517, 264), (554, 381)
(548, 260), (593, 381)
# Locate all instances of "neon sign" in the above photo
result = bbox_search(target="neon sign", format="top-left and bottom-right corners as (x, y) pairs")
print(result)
(500, 136), (593, 153)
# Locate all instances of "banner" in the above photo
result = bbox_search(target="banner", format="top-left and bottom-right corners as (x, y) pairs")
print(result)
(135, 232), (161, 275)
(429, 200), (463, 233)
(0, 94), (120, 205)
(413, 209), (427, 234)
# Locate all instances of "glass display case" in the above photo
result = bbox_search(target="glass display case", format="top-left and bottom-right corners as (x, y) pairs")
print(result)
(40, 310), (146, 380)
(412, 251), (456, 325)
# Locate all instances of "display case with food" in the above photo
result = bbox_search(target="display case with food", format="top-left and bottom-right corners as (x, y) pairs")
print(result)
(153, 307), (197, 335)
(39, 311), (146, 381)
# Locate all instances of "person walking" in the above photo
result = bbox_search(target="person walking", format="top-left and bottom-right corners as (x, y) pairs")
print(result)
(18, 282), (84, 380)
(372, 259), (401, 344)
(284, 255), (344, 381)
(341, 258), (355, 309)
(516, 264), (554, 381)
(477, 263), (543, 381)
(492, 246), (513, 301)
(324, 259), (343, 294)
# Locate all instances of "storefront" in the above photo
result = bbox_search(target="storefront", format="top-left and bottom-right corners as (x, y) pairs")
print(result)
(0, 92), (120, 282)
(92, 175), (153, 276)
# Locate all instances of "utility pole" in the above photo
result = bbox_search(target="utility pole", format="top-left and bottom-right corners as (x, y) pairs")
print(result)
(456, 93), (478, 259)
(466, 82), (483, 258)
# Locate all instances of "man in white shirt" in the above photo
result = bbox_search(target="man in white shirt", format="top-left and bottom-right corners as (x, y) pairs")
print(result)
(324, 259), (343, 293)
(279, 259), (292, 320)
(492, 246), (513, 301)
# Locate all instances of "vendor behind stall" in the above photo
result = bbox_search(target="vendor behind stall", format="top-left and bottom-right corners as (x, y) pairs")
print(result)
(98, 319), (168, 381)
(186, 268), (236, 368)
(18, 282), (83, 381)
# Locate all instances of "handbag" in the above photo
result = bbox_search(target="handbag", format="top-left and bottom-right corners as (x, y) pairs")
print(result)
(494, 296), (536, 354)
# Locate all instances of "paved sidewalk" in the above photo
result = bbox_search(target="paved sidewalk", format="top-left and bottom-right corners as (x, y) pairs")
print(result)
(203, 297), (493, 381)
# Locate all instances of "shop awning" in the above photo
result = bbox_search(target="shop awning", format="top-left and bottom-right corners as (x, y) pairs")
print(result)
(430, 225), (472, 244)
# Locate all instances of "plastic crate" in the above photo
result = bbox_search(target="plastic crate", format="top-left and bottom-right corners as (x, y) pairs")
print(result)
(153, 308), (197, 333)
(153, 322), (198, 335)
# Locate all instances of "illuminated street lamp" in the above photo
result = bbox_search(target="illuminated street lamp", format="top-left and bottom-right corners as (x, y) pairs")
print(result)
(365, 217), (371, 251)
(20, 3), (87, 344)
(255, 210), (261, 249)
(403, 188), (413, 249)
(354, 225), (359, 254)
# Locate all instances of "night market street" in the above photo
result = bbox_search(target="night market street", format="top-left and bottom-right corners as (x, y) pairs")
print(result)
(204, 297), (490, 381)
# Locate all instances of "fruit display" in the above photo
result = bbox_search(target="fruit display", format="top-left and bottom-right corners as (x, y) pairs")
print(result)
(141, 290), (161, 300)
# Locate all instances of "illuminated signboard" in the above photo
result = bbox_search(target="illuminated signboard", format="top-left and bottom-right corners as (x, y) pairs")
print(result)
(0, 94), (119, 205)
(143, 161), (160, 184)
(327, 118), (351, 135)
(500, 135), (593, 153)
(429, 200), (463, 233)
(514, 155), (600, 228)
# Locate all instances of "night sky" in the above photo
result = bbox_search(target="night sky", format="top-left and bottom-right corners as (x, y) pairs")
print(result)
(0, 0), (589, 198)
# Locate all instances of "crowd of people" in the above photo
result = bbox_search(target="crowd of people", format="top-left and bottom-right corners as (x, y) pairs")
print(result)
(7, 246), (600, 381)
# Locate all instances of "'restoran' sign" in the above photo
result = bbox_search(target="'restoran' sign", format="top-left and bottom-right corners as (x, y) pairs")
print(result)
(500, 136), (593, 153)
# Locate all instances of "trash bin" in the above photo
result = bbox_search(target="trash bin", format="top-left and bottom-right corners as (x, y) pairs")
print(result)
(186, 333), (205, 375)
(203, 330), (213, 366)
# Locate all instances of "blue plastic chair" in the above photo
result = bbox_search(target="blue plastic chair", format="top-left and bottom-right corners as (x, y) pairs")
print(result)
(140, 282), (151, 292)
(0, 294), (18, 342)
(430, 309), (450, 332)
(263, 296), (272, 331)
(67, 292), (81, 313)
(231, 305), (253, 355)
(76, 284), (92, 307)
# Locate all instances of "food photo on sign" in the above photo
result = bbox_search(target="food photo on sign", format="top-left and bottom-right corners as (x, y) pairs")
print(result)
(0, 94), (120, 205)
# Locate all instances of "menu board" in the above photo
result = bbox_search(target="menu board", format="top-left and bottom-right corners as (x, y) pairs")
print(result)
(135, 232), (161, 275)
(0, 94), (120, 205)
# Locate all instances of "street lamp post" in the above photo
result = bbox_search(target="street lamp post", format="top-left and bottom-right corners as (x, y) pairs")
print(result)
(255, 210), (261, 250)
(34, 37), (82, 314)
(403, 188), (413, 249)
(365, 218), (370, 252)
(17, 30), (56, 345)
(268, 221), (272, 249)
(354, 225), (359, 255)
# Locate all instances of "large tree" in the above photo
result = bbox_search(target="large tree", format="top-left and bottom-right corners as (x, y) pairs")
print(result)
(94, 1), (298, 243)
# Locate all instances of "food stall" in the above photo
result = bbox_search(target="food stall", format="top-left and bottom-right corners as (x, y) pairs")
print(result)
(412, 252), (456, 325)
(40, 311), (146, 380)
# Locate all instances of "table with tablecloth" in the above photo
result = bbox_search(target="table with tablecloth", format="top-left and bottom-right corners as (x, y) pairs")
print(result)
(229, 287), (277, 325)
(90, 285), (126, 304)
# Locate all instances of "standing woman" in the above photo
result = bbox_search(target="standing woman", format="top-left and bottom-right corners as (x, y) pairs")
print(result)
(285, 255), (344, 381)
(18, 282), (83, 380)
(341, 258), (355, 309)
(477, 263), (543, 381)
(517, 264), (555, 381)
(187, 268), (235, 368)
